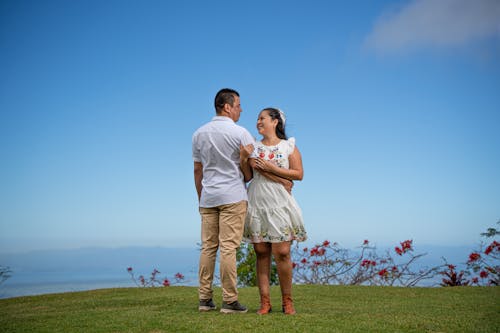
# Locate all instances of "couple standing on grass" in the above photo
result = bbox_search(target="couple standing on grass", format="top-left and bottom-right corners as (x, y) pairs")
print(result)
(192, 88), (307, 315)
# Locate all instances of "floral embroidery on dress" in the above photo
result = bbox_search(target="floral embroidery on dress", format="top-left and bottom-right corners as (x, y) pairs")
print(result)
(255, 143), (287, 168)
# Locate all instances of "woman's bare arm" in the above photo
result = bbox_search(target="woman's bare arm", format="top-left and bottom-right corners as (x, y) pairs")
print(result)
(249, 158), (293, 192)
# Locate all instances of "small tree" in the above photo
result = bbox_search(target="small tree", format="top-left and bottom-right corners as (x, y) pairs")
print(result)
(237, 243), (278, 287)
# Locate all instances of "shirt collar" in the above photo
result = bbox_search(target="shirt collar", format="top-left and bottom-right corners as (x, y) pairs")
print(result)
(212, 116), (234, 123)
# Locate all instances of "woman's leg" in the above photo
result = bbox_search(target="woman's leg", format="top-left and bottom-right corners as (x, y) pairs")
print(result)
(272, 241), (296, 314)
(253, 242), (272, 314)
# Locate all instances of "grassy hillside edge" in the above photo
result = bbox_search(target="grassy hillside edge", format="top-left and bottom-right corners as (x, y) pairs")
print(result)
(1, 285), (499, 332)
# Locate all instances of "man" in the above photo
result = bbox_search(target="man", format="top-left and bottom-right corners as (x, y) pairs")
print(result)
(192, 88), (254, 313)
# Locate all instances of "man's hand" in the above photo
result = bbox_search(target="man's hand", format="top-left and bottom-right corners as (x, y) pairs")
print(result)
(258, 169), (294, 194)
(283, 179), (294, 194)
(240, 143), (254, 162)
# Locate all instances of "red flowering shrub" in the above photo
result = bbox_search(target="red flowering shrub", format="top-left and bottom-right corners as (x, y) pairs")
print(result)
(440, 222), (499, 286)
(127, 267), (185, 287)
(440, 264), (469, 286)
(292, 239), (442, 286)
(465, 238), (499, 286)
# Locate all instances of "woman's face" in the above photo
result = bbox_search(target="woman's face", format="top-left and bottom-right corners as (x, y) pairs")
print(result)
(256, 110), (277, 136)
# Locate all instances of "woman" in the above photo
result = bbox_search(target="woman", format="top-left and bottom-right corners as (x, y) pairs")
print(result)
(241, 107), (307, 315)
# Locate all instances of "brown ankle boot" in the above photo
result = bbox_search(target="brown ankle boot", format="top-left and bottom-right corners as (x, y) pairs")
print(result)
(282, 295), (296, 315)
(257, 295), (272, 315)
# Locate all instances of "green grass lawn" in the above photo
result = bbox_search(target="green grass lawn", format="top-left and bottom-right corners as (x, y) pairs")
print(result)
(1, 285), (498, 332)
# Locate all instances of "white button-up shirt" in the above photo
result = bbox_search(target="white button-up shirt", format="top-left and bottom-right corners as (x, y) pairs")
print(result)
(192, 116), (255, 208)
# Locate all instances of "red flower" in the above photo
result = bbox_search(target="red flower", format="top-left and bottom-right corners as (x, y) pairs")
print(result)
(323, 240), (330, 247)
(362, 260), (376, 267)
(268, 153), (274, 159)
(468, 252), (481, 263)
(363, 239), (369, 245)
(447, 264), (456, 270)
(301, 258), (307, 264)
(318, 248), (326, 256)
(378, 269), (388, 277)
(395, 247), (403, 256)
(310, 247), (320, 256)
(313, 261), (321, 266)
(163, 279), (170, 287)
(472, 277), (479, 284)
(292, 262), (297, 268)
(479, 270), (489, 279)
(485, 241), (499, 255)
(401, 240), (412, 250)
(127, 267), (133, 272)
(259, 152), (265, 158)
(175, 272), (184, 280)
(303, 247), (308, 252)
(361, 259), (371, 268)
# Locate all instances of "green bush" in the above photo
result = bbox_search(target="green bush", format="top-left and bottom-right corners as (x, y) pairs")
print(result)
(236, 243), (278, 287)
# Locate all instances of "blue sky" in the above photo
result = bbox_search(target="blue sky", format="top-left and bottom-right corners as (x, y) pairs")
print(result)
(1, 0), (499, 253)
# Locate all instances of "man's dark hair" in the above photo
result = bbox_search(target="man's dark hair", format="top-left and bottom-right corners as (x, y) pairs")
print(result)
(214, 88), (239, 114)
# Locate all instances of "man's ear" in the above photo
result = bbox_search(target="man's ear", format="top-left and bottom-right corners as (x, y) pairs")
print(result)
(221, 103), (231, 116)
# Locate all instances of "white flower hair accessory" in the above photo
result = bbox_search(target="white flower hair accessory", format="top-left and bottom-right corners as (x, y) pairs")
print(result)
(277, 108), (286, 126)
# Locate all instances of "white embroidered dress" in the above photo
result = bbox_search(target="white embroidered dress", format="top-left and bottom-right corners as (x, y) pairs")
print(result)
(243, 138), (307, 243)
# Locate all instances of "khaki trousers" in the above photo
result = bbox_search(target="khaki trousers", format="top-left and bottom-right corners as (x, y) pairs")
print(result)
(198, 200), (247, 303)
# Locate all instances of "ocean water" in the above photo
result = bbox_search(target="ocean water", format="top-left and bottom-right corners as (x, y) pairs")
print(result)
(1, 275), (133, 299)
(0, 247), (200, 299)
(0, 244), (473, 299)
(0, 270), (198, 299)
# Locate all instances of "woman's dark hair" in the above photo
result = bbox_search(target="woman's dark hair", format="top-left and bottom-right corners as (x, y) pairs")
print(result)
(214, 88), (239, 114)
(263, 107), (287, 140)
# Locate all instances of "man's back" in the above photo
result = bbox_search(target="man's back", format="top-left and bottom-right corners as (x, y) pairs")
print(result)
(192, 116), (254, 208)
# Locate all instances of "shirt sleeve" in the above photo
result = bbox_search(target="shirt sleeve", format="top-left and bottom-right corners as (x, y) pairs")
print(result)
(240, 129), (255, 146)
(241, 129), (257, 158)
(192, 132), (202, 162)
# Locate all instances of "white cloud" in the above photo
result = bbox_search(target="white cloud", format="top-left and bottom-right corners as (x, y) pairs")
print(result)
(365, 0), (500, 54)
